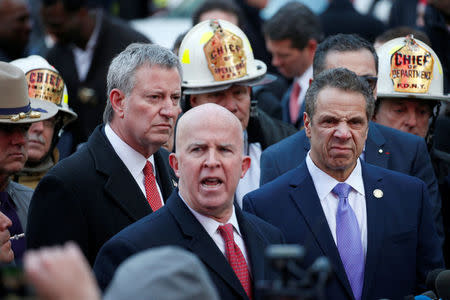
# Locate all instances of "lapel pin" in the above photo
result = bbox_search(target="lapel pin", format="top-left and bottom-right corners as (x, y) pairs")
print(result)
(373, 189), (383, 198)
(378, 149), (383, 154)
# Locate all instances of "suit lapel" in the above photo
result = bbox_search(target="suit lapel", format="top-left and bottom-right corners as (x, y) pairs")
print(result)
(289, 163), (354, 299)
(365, 122), (388, 169)
(235, 206), (266, 283)
(89, 126), (152, 221)
(153, 149), (177, 201)
(360, 163), (385, 300)
(168, 193), (249, 299)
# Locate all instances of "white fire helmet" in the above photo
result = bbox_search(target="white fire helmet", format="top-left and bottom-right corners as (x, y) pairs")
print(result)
(179, 19), (274, 95)
(376, 35), (450, 103)
(11, 55), (77, 126)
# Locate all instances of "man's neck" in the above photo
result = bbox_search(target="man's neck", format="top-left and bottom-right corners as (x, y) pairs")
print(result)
(74, 11), (97, 50)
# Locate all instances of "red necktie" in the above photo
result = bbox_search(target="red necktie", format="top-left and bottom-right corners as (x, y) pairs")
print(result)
(143, 161), (162, 212)
(218, 224), (252, 299)
(289, 82), (301, 124)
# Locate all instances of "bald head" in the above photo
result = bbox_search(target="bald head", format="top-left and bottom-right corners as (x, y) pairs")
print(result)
(170, 103), (250, 223)
(175, 103), (244, 152)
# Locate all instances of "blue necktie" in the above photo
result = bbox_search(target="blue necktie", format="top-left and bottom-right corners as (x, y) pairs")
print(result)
(0, 191), (25, 262)
(333, 183), (364, 300)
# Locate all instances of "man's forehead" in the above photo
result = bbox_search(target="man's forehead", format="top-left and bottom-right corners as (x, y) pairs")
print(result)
(381, 97), (432, 106)
(325, 49), (376, 75)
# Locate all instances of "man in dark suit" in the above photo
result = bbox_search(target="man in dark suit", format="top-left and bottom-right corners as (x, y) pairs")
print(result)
(26, 44), (180, 266)
(94, 104), (284, 299)
(260, 34), (444, 242)
(41, 0), (150, 152)
(244, 68), (444, 300)
(263, 2), (323, 128)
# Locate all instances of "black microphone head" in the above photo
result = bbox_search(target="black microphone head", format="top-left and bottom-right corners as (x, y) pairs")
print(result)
(435, 270), (450, 300)
(427, 268), (445, 292)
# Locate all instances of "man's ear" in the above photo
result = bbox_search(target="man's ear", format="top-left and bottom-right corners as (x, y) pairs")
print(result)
(304, 112), (312, 138)
(109, 89), (126, 118)
(189, 95), (199, 107)
(169, 153), (180, 177)
(307, 39), (318, 57)
(240, 156), (251, 179)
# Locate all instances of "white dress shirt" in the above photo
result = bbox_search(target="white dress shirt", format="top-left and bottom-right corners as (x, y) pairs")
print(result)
(73, 10), (102, 82)
(306, 152), (367, 258)
(104, 124), (164, 205)
(235, 131), (261, 207)
(180, 192), (250, 266)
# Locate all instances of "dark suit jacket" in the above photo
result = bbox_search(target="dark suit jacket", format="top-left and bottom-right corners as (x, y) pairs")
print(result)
(281, 83), (306, 129)
(319, 0), (386, 43)
(94, 191), (285, 299)
(46, 14), (150, 148)
(260, 122), (444, 241)
(26, 125), (177, 266)
(244, 161), (444, 300)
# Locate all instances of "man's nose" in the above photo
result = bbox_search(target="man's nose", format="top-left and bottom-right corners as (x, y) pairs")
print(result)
(223, 96), (238, 114)
(334, 122), (352, 139)
(404, 111), (418, 128)
(29, 121), (44, 133)
(160, 97), (178, 119)
(204, 149), (220, 168)
(10, 130), (27, 145)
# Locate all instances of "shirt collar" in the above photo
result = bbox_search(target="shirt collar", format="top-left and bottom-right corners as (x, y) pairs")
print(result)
(295, 65), (313, 90)
(179, 192), (242, 237)
(306, 151), (365, 200)
(104, 123), (156, 177)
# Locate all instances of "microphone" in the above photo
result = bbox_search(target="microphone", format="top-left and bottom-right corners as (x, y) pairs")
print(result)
(435, 270), (450, 300)
(427, 268), (445, 294)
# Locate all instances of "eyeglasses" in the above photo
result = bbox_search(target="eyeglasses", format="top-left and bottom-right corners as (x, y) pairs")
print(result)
(359, 75), (378, 92)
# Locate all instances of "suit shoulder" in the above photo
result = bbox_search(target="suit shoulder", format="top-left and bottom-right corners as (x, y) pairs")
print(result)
(364, 162), (426, 186)
(263, 130), (305, 155)
(372, 123), (425, 146)
(104, 16), (150, 43)
(242, 211), (284, 242)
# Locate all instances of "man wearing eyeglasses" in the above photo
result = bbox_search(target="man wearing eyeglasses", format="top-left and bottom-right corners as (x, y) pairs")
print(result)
(259, 34), (444, 242)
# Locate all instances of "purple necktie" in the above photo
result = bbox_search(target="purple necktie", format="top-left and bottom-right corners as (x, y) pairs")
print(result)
(333, 183), (364, 300)
(0, 191), (26, 262)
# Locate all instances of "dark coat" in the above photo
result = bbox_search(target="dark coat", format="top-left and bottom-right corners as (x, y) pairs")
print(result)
(245, 161), (444, 299)
(94, 191), (285, 299)
(26, 125), (177, 266)
(260, 122), (444, 242)
(319, 0), (386, 43)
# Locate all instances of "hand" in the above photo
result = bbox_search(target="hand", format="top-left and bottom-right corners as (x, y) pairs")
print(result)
(24, 242), (101, 300)
(0, 211), (13, 263)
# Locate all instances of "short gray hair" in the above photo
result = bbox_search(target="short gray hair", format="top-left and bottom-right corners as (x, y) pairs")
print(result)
(103, 43), (182, 123)
(305, 68), (375, 121)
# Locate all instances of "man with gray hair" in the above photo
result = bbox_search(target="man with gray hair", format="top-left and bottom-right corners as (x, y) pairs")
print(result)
(26, 43), (180, 266)
(244, 68), (444, 299)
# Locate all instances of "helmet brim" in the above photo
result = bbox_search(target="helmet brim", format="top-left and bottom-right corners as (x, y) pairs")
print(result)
(183, 73), (276, 95)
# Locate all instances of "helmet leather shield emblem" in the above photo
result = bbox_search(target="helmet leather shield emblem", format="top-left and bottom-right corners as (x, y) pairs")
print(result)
(26, 69), (65, 105)
(204, 20), (247, 82)
(390, 35), (434, 94)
